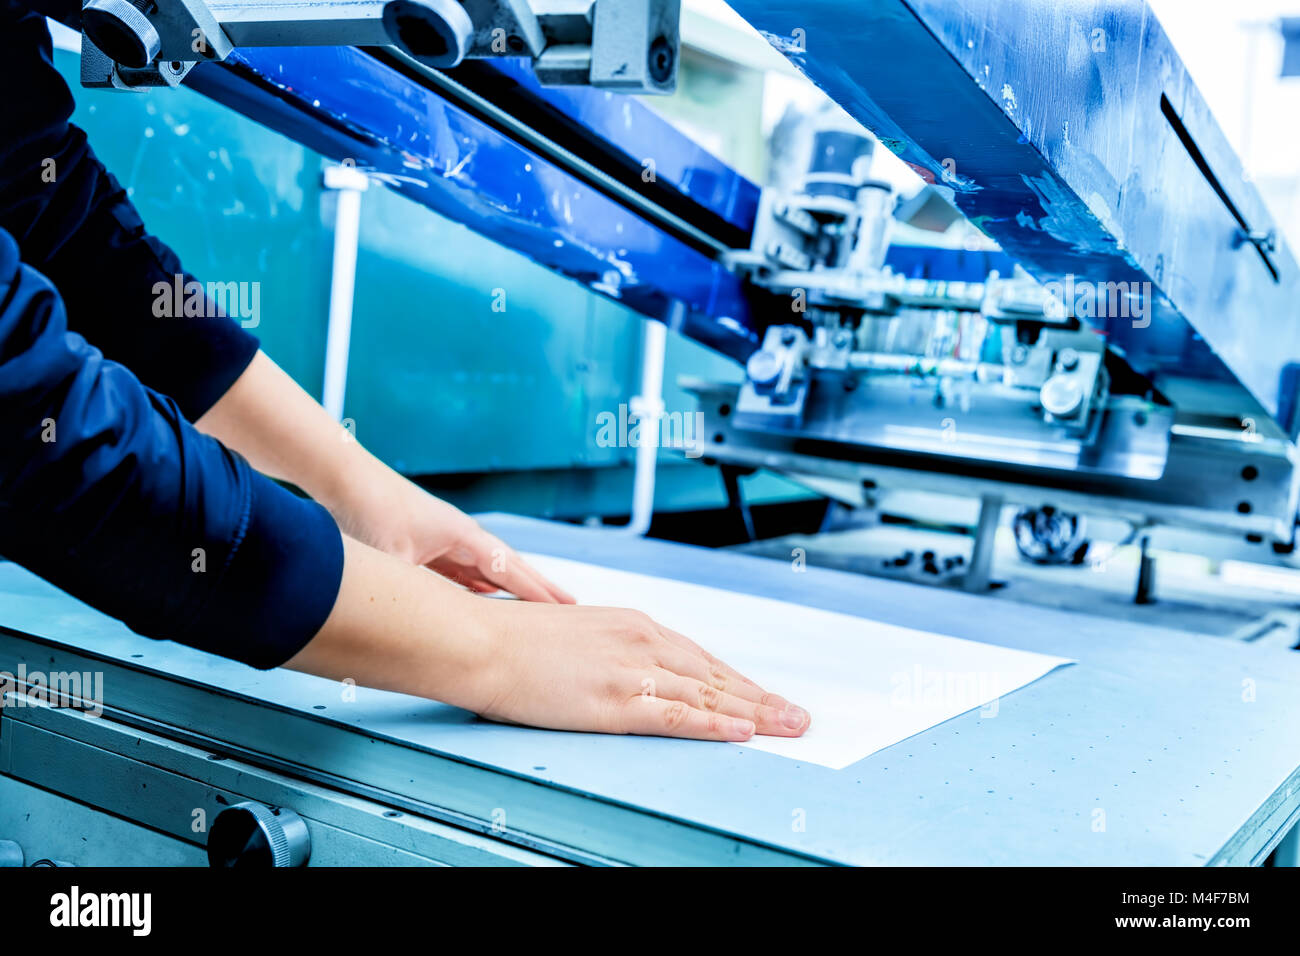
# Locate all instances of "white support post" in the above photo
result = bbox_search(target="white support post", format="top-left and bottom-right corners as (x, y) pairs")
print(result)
(321, 163), (370, 421)
(621, 309), (674, 536)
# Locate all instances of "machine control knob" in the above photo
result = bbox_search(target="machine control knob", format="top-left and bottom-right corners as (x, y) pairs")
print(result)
(207, 802), (310, 868)
(746, 350), (783, 392)
(1057, 348), (1081, 372)
(1040, 375), (1085, 419)
(83, 0), (161, 69)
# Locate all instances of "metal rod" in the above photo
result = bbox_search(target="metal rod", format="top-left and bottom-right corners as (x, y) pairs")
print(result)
(364, 46), (732, 261)
(964, 493), (1003, 592)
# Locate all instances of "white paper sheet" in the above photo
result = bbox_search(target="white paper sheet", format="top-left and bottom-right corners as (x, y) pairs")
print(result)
(523, 553), (1074, 769)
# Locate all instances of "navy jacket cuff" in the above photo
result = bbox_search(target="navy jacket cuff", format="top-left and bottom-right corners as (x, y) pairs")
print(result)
(189, 475), (345, 670)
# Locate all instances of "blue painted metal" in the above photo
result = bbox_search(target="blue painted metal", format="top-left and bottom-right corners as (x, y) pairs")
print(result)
(3, 516), (1300, 864)
(1283, 19), (1300, 78)
(477, 59), (761, 236)
(730, 0), (1300, 418)
(183, 47), (760, 361)
(56, 48), (752, 485)
(884, 245), (1021, 283)
(169, 2), (1300, 421)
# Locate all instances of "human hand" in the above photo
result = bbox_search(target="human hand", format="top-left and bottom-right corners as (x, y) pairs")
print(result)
(192, 352), (571, 602)
(340, 478), (574, 604)
(465, 598), (811, 741)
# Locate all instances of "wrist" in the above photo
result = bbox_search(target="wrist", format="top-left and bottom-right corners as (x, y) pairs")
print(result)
(314, 447), (413, 550)
(311, 437), (383, 513)
(424, 586), (511, 711)
(290, 538), (506, 710)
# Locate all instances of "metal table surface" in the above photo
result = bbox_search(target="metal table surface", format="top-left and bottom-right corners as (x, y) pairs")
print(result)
(1, 514), (1298, 865)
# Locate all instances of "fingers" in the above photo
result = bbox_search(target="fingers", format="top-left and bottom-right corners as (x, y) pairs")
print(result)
(507, 552), (576, 604)
(435, 567), (500, 595)
(620, 694), (756, 741)
(647, 672), (810, 737)
(485, 559), (558, 604)
(652, 636), (793, 713)
(657, 625), (769, 698)
(433, 547), (561, 603)
(478, 539), (576, 605)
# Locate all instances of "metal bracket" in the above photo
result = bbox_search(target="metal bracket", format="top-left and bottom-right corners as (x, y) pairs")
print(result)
(81, 35), (195, 89)
(80, 0), (681, 93)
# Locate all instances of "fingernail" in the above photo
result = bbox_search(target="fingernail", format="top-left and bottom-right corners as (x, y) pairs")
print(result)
(732, 719), (755, 740)
(780, 705), (807, 730)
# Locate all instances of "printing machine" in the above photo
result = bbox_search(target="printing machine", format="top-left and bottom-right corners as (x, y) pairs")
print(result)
(3, 0), (1300, 866)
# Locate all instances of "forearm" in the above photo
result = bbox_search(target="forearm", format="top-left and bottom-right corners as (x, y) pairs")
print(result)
(195, 350), (409, 545)
(0, 227), (341, 670)
(284, 535), (494, 708)
(287, 536), (809, 742)
(195, 350), (574, 603)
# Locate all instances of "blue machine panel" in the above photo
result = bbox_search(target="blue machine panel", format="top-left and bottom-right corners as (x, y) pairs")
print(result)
(481, 58), (761, 237)
(185, 47), (760, 361)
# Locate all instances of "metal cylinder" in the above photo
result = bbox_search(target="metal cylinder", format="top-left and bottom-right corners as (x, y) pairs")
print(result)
(207, 802), (311, 868)
(803, 130), (875, 201)
(82, 0), (161, 69)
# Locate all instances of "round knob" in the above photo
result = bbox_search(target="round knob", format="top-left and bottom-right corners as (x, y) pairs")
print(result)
(382, 0), (474, 68)
(1040, 375), (1084, 419)
(207, 802), (310, 868)
(746, 350), (783, 391)
(83, 0), (161, 69)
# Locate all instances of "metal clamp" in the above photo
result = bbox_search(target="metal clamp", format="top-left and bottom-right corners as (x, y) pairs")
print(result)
(80, 0), (681, 93)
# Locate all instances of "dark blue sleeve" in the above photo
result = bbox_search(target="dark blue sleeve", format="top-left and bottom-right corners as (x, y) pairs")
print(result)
(0, 1), (260, 421)
(0, 226), (344, 669)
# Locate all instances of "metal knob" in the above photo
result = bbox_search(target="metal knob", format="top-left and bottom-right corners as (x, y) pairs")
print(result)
(207, 802), (311, 868)
(1040, 375), (1084, 419)
(382, 0), (474, 68)
(1056, 348), (1081, 372)
(82, 0), (161, 69)
(746, 350), (783, 391)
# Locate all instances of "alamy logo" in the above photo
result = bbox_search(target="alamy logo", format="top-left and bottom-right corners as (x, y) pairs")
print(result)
(152, 274), (260, 328)
(594, 404), (706, 459)
(0, 665), (103, 718)
(1040, 275), (1152, 328)
(890, 665), (1003, 718)
(50, 887), (151, 936)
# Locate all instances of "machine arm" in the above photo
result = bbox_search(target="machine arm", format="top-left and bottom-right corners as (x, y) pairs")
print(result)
(79, 0), (683, 95)
(729, 0), (1300, 433)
